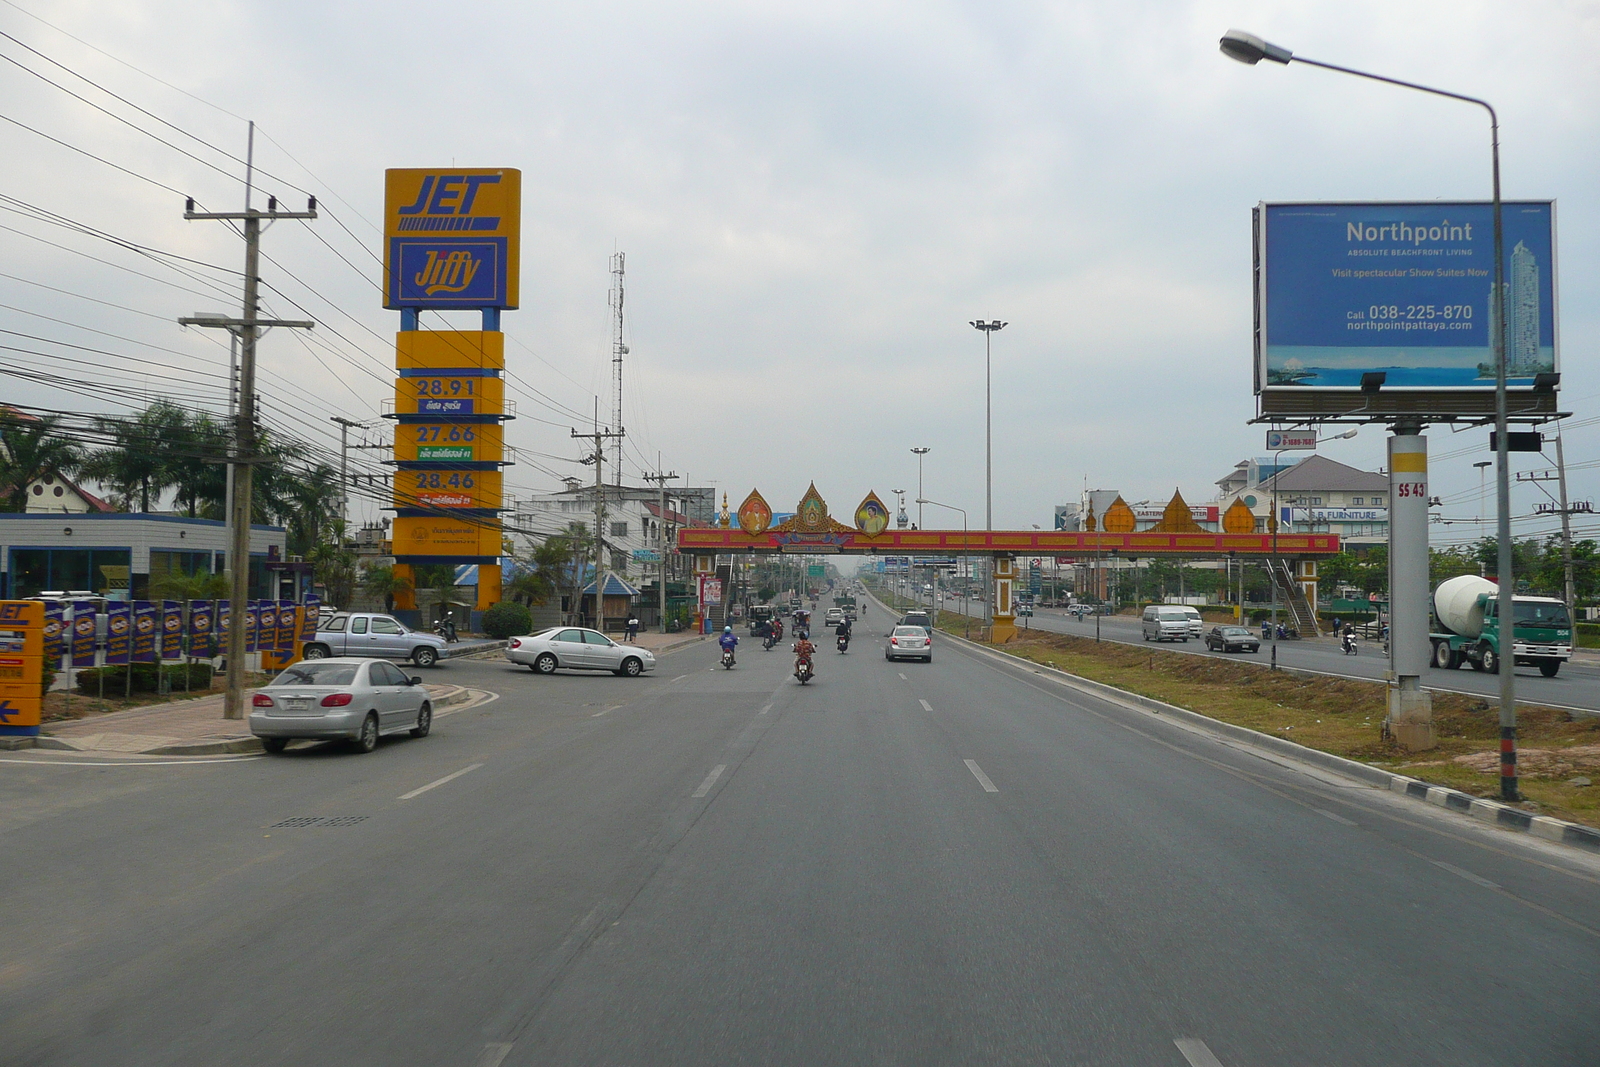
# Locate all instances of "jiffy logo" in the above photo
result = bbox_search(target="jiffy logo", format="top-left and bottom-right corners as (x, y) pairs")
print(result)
(413, 249), (482, 295)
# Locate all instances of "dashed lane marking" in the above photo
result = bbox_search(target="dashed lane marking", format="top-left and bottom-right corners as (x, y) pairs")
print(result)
(898, 672), (907, 680)
(692, 764), (726, 798)
(919, 699), (933, 712)
(474, 1043), (513, 1067)
(1316, 808), (1357, 826)
(1174, 1038), (1226, 1067)
(1432, 859), (1499, 890)
(398, 763), (483, 801)
(963, 759), (998, 793)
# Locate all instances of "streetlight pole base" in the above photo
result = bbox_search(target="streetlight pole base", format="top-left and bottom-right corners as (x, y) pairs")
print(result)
(1387, 687), (1437, 751)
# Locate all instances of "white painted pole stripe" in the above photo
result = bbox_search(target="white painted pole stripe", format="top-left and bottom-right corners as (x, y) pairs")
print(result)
(963, 759), (998, 793)
(919, 699), (933, 711)
(1174, 1038), (1226, 1067)
(692, 764), (726, 798)
(1432, 859), (1499, 889)
(398, 762), (483, 800)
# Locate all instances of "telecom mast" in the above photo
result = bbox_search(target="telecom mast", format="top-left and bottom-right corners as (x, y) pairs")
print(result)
(609, 251), (627, 486)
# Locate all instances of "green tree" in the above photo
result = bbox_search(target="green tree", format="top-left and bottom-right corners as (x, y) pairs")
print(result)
(149, 570), (231, 602)
(0, 412), (84, 512)
(166, 411), (230, 518)
(82, 402), (190, 512)
(308, 536), (356, 609)
(360, 564), (411, 614)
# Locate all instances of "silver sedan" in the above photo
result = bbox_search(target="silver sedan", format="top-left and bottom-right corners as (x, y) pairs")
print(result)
(248, 657), (432, 754)
(885, 625), (932, 663)
(506, 627), (657, 677)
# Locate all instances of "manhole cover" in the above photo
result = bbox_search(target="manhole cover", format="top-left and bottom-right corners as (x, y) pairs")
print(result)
(270, 816), (370, 828)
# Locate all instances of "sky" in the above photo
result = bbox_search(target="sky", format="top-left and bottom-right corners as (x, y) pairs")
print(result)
(1, 0), (1597, 550)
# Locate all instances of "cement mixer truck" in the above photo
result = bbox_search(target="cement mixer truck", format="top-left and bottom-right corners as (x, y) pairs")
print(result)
(1430, 575), (1573, 677)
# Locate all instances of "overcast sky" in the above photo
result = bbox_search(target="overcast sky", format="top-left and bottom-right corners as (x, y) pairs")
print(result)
(2, 0), (1597, 547)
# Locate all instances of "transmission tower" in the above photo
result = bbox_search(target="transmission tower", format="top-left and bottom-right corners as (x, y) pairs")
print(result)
(609, 251), (628, 487)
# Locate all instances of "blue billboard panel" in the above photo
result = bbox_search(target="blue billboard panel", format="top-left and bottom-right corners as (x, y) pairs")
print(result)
(386, 238), (509, 308)
(1259, 202), (1557, 391)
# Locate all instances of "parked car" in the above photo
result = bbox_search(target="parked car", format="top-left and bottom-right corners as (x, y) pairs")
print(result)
(1204, 625), (1261, 653)
(900, 611), (934, 634)
(885, 624), (932, 662)
(248, 658), (432, 754)
(506, 626), (657, 676)
(303, 613), (449, 668)
(1141, 605), (1191, 642)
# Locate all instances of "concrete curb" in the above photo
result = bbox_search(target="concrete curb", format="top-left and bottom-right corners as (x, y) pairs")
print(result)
(930, 606), (1600, 857)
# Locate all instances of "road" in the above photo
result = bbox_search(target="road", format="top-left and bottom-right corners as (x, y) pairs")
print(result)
(910, 591), (1600, 714)
(3, 635), (1599, 1065)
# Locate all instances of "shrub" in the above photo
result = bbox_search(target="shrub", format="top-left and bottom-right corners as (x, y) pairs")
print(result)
(74, 661), (214, 695)
(481, 601), (532, 639)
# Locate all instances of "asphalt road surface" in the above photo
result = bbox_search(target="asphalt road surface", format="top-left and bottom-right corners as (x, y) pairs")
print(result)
(3, 635), (1599, 1066)
(911, 591), (1600, 714)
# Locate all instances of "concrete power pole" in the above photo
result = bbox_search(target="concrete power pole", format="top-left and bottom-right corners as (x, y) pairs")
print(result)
(573, 422), (625, 631)
(644, 464), (678, 633)
(609, 252), (627, 488)
(179, 122), (316, 720)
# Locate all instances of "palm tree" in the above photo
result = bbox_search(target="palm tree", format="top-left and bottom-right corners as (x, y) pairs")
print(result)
(81, 402), (189, 512)
(308, 537), (356, 608)
(361, 565), (411, 614)
(166, 411), (230, 518)
(0, 412), (84, 512)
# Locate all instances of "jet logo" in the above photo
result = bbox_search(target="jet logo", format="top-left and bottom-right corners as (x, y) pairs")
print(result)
(394, 174), (503, 231)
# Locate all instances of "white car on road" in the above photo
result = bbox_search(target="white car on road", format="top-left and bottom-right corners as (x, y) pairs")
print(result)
(507, 627), (657, 677)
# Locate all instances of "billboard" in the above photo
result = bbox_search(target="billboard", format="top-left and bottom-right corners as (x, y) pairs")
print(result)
(384, 169), (521, 309)
(1256, 201), (1558, 419)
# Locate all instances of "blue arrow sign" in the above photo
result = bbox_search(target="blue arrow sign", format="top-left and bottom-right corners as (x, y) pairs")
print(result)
(0, 700), (18, 723)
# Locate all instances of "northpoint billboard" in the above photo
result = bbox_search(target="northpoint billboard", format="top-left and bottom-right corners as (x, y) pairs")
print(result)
(1255, 201), (1558, 418)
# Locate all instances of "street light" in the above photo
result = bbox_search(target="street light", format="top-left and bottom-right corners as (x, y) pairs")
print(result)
(1267, 428), (1357, 670)
(1222, 29), (1519, 800)
(919, 497), (970, 639)
(970, 319), (1006, 629)
(910, 447), (930, 530)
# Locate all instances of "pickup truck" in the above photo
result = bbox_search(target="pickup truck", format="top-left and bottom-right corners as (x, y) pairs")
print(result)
(302, 612), (449, 668)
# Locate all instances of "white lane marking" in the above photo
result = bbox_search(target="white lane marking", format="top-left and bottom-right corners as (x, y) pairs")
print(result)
(898, 672), (907, 680)
(672, 675), (688, 682)
(692, 764), (726, 798)
(1432, 859), (1500, 890)
(759, 703), (772, 715)
(590, 704), (625, 718)
(398, 762), (483, 800)
(0, 756), (260, 767)
(1174, 1038), (1226, 1067)
(475, 1043), (513, 1067)
(1315, 808), (1357, 826)
(963, 759), (998, 793)
(919, 699), (933, 712)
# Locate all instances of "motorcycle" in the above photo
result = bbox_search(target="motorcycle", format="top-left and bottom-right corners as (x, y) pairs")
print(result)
(795, 657), (814, 684)
(1341, 632), (1358, 656)
(763, 631), (778, 651)
(721, 648), (736, 669)
(433, 613), (459, 643)
(837, 633), (850, 653)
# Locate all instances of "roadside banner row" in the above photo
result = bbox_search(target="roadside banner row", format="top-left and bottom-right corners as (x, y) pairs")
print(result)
(34, 597), (319, 667)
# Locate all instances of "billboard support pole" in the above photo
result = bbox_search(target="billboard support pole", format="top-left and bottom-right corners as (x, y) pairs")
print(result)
(1388, 428), (1435, 749)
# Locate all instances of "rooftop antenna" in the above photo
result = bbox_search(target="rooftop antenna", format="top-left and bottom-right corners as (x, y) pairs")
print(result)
(609, 251), (627, 487)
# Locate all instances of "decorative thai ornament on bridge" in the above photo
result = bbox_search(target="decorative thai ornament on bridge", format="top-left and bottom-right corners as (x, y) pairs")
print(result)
(1149, 489), (1203, 533)
(1101, 496), (1137, 533)
(737, 489), (773, 535)
(853, 491), (890, 537)
(1222, 497), (1257, 534)
(719, 492), (731, 528)
(794, 482), (830, 533)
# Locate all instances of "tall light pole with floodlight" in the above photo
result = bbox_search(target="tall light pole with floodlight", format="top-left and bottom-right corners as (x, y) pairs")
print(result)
(1221, 29), (1520, 800)
(970, 320), (1006, 628)
(910, 447), (930, 529)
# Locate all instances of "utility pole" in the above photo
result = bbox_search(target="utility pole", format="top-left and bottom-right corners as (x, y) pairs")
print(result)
(331, 416), (362, 534)
(573, 421), (625, 631)
(179, 121), (315, 720)
(1555, 429), (1576, 613)
(609, 252), (628, 488)
(644, 462), (678, 633)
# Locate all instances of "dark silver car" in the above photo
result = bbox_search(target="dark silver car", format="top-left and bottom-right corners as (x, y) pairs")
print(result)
(1204, 625), (1261, 653)
(249, 658), (432, 753)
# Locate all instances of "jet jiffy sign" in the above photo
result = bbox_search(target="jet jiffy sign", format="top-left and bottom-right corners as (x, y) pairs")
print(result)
(384, 169), (521, 309)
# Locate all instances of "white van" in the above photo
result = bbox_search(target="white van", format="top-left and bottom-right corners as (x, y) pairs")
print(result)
(1180, 607), (1204, 638)
(1141, 605), (1191, 642)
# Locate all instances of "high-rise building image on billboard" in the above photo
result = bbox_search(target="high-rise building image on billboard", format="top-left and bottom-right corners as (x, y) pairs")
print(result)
(1484, 240), (1550, 379)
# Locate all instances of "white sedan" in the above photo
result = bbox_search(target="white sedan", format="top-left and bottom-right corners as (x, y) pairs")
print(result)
(507, 627), (657, 677)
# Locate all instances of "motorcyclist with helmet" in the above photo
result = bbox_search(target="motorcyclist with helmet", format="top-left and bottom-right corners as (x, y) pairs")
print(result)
(793, 628), (816, 678)
(718, 625), (738, 666)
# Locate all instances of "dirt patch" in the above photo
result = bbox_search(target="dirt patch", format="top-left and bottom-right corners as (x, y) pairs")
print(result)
(1455, 745), (1600, 777)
